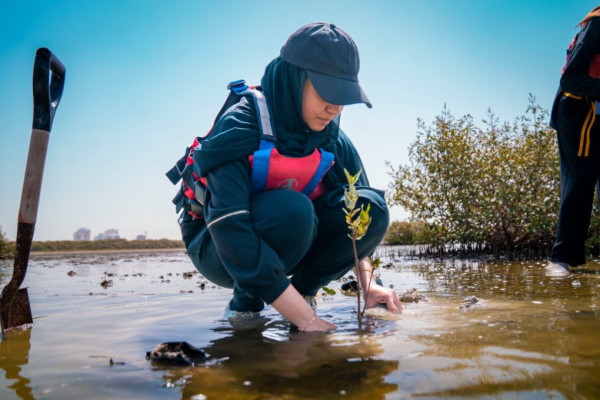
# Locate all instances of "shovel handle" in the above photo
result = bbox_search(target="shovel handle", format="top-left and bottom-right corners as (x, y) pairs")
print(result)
(32, 47), (65, 132)
(1, 49), (65, 330)
(19, 49), (65, 225)
(12, 49), (64, 284)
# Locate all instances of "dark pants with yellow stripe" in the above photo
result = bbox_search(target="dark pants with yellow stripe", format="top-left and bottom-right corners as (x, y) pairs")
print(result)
(551, 95), (600, 266)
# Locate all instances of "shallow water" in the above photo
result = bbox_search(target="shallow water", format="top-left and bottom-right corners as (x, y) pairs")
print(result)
(0, 248), (599, 399)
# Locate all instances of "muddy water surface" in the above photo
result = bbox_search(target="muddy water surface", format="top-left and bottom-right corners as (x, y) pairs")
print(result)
(0, 248), (599, 399)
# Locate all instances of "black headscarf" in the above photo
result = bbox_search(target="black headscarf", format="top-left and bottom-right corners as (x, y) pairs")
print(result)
(195, 57), (341, 174)
(260, 58), (339, 157)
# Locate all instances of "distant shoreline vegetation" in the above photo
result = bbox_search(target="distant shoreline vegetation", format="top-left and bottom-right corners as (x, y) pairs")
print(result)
(0, 236), (184, 259)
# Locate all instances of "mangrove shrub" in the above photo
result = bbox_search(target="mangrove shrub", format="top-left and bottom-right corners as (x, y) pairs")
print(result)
(0, 227), (15, 259)
(387, 96), (576, 257)
(384, 221), (427, 245)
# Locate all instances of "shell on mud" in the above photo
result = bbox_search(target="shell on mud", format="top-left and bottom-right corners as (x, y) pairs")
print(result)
(146, 341), (207, 366)
(460, 296), (481, 309)
(399, 288), (429, 303)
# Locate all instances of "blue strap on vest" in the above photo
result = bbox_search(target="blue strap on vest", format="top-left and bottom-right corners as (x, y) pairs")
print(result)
(301, 149), (335, 197)
(250, 142), (334, 197)
(229, 80), (280, 194)
(250, 140), (275, 194)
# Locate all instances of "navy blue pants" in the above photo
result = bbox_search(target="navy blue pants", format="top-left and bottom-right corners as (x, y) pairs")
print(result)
(181, 189), (389, 312)
(551, 119), (600, 266)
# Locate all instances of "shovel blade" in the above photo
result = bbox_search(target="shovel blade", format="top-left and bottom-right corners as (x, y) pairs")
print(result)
(1, 288), (33, 333)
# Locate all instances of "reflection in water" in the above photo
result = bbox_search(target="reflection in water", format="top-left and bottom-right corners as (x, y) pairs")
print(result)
(0, 329), (33, 400)
(1, 251), (599, 398)
(153, 319), (399, 399)
(387, 257), (600, 398)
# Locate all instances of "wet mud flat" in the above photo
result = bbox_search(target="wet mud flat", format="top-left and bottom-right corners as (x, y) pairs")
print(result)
(0, 248), (599, 399)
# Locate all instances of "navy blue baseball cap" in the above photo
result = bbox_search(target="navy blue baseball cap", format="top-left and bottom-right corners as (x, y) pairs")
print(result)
(280, 22), (372, 108)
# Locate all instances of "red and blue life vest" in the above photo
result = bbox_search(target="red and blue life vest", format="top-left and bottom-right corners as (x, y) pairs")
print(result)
(167, 80), (335, 220)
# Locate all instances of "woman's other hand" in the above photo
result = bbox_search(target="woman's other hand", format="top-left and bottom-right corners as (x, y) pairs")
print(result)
(358, 257), (403, 314)
(363, 281), (403, 314)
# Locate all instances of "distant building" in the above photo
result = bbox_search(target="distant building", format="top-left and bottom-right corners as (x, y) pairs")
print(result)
(93, 229), (120, 241)
(93, 232), (107, 241)
(136, 234), (147, 240)
(73, 228), (91, 241)
(105, 229), (120, 239)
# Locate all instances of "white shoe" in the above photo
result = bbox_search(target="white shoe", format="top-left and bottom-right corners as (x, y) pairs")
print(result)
(545, 261), (570, 277)
(223, 303), (260, 319)
(223, 304), (266, 330)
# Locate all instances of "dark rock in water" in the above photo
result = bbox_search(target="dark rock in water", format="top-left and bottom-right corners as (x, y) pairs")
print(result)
(109, 358), (125, 366)
(182, 271), (195, 279)
(100, 279), (113, 289)
(341, 280), (359, 292)
(341, 277), (384, 293)
(399, 288), (429, 303)
(460, 296), (481, 309)
(146, 342), (207, 366)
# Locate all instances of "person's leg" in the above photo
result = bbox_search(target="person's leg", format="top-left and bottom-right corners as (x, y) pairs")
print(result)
(290, 188), (389, 296)
(182, 190), (318, 312)
(551, 122), (600, 267)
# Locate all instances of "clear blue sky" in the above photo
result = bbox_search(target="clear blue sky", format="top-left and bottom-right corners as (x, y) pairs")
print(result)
(0, 0), (595, 241)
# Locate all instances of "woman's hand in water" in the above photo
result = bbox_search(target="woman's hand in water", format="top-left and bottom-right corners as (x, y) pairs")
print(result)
(358, 258), (403, 314)
(271, 285), (337, 332)
(363, 282), (403, 314)
(302, 314), (337, 332)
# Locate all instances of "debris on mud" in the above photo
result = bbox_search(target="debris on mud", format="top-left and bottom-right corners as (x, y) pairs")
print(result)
(100, 279), (113, 289)
(341, 277), (386, 295)
(109, 358), (126, 366)
(341, 280), (359, 293)
(460, 296), (481, 309)
(146, 342), (207, 366)
(399, 288), (429, 303)
(182, 271), (196, 279)
(67, 270), (76, 276)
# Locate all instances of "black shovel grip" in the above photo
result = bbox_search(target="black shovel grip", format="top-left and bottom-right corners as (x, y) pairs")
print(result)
(32, 48), (65, 132)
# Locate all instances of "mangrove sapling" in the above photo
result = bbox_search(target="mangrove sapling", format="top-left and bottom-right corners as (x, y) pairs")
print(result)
(342, 168), (372, 328)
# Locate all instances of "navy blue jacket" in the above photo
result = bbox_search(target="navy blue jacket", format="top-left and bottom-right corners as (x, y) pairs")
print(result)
(183, 96), (378, 304)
